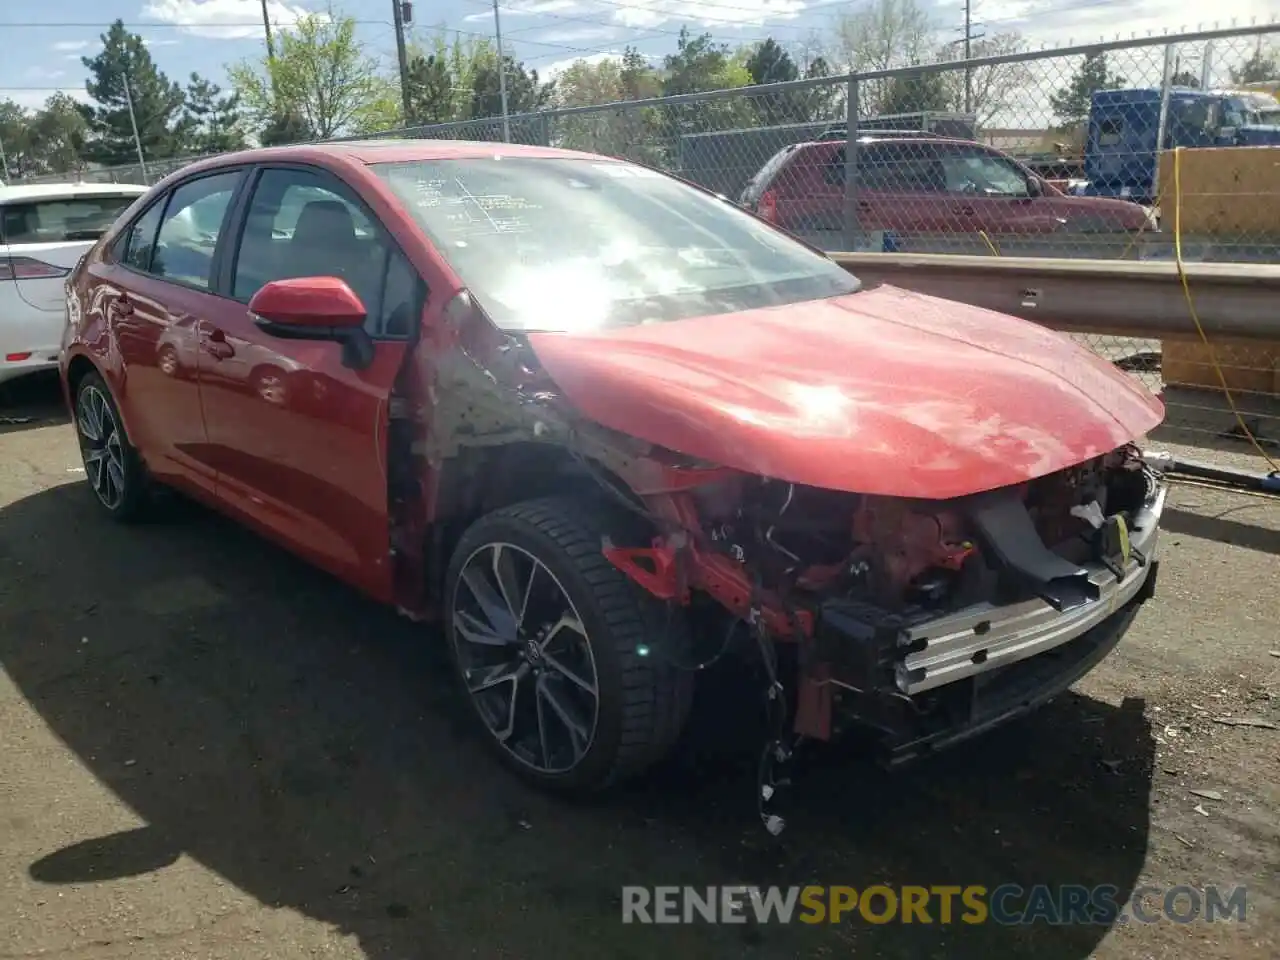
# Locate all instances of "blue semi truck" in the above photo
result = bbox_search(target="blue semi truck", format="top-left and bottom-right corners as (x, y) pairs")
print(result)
(1024, 87), (1280, 205)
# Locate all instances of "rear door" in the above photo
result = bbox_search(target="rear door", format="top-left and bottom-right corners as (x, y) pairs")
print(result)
(856, 142), (963, 235)
(86, 170), (247, 496)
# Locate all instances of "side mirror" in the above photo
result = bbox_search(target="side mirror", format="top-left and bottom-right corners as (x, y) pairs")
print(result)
(1026, 176), (1045, 198)
(249, 276), (374, 369)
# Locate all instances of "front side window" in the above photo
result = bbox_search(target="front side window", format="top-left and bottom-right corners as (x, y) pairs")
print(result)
(373, 156), (859, 333)
(231, 168), (418, 337)
(1, 193), (139, 244)
(151, 172), (241, 289)
(936, 148), (1030, 197)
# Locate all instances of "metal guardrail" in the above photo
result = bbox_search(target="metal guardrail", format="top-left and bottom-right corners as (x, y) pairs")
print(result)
(829, 253), (1280, 340)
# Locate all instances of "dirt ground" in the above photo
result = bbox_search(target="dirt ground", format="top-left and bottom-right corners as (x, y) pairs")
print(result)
(1, 372), (1277, 960)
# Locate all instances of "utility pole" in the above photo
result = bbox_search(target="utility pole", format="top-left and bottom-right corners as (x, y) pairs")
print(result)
(960, 0), (984, 115)
(392, 0), (412, 122)
(491, 0), (511, 142)
(122, 72), (149, 183)
(259, 0), (275, 59)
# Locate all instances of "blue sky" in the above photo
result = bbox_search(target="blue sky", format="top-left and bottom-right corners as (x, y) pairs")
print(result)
(2, 0), (1276, 113)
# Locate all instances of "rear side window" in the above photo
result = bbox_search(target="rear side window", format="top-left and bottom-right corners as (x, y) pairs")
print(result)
(859, 144), (947, 191)
(122, 202), (165, 272)
(150, 172), (241, 290)
(1, 194), (138, 244)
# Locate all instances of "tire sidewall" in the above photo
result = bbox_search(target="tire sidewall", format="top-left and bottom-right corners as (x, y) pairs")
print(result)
(444, 512), (638, 792)
(74, 372), (145, 520)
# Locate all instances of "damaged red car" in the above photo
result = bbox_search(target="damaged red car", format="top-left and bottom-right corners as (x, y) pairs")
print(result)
(60, 141), (1167, 820)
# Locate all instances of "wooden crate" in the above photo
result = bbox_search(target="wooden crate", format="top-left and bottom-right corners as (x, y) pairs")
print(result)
(1161, 337), (1280, 396)
(1156, 146), (1280, 236)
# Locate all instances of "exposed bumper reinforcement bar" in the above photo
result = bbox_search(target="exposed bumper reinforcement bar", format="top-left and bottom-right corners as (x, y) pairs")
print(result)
(899, 482), (1167, 695)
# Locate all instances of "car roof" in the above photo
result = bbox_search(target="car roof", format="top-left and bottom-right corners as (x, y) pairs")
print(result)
(798, 134), (971, 149)
(179, 138), (611, 174)
(0, 182), (150, 204)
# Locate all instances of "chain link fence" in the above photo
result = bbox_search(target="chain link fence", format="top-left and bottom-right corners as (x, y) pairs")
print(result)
(22, 23), (1280, 469)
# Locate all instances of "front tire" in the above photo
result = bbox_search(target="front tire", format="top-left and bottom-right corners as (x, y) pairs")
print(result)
(444, 497), (694, 793)
(73, 372), (152, 522)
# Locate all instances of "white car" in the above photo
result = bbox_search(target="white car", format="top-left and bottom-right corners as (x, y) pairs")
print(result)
(1, 182), (148, 386)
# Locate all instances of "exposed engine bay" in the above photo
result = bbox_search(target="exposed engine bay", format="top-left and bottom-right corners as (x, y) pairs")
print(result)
(601, 443), (1167, 834)
(683, 443), (1157, 617)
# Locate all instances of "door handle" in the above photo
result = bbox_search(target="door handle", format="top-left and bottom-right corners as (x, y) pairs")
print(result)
(201, 327), (235, 360)
(953, 205), (977, 216)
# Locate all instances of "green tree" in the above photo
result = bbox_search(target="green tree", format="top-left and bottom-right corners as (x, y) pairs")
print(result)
(227, 10), (398, 141)
(259, 108), (314, 146)
(30, 94), (90, 174)
(469, 53), (555, 127)
(745, 38), (798, 86)
(0, 99), (28, 179)
(661, 28), (753, 136)
(403, 32), (495, 126)
(1050, 52), (1126, 129)
(183, 74), (247, 154)
(80, 19), (188, 166)
(620, 47), (661, 100)
(1230, 46), (1279, 84)
(881, 68), (949, 113)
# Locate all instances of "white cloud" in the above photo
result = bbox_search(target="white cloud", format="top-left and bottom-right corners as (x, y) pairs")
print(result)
(51, 40), (93, 52)
(606, 0), (806, 30)
(531, 24), (620, 43)
(142, 37), (183, 47)
(969, 0), (1279, 44)
(539, 49), (661, 78)
(462, 1), (583, 24)
(141, 0), (317, 40)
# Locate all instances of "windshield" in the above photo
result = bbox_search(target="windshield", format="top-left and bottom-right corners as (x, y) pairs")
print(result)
(372, 156), (859, 333)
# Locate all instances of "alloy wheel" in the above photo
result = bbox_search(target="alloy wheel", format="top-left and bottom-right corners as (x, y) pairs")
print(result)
(451, 542), (600, 775)
(76, 385), (127, 511)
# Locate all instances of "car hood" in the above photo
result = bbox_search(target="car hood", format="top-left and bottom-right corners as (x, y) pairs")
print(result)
(526, 285), (1164, 500)
(1052, 194), (1150, 228)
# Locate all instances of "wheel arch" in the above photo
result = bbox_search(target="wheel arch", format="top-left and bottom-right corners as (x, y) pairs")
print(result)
(423, 440), (652, 611)
(65, 355), (142, 445)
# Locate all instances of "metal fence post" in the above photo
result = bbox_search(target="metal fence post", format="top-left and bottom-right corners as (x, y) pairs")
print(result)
(843, 76), (861, 252)
(1153, 43), (1176, 202)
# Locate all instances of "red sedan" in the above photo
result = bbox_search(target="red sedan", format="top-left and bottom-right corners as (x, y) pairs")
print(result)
(60, 140), (1167, 817)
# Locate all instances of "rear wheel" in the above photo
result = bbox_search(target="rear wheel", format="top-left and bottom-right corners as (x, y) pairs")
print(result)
(73, 372), (152, 522)
(444, 498), (693, 792)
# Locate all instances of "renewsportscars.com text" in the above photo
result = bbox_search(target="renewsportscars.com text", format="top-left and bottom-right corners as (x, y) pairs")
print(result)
(621, 884), (1248, 926)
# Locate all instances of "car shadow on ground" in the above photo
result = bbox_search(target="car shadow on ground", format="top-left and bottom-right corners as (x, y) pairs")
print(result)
(0, 482), (1157, 960)
(0, 373), (68, 435)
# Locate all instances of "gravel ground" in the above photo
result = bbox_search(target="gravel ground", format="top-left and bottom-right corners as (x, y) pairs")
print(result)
(1, 373), (1277, 960)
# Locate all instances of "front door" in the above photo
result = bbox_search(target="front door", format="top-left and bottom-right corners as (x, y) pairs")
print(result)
(197, 165), (421, 600)
(933, 144), (1063, 238)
